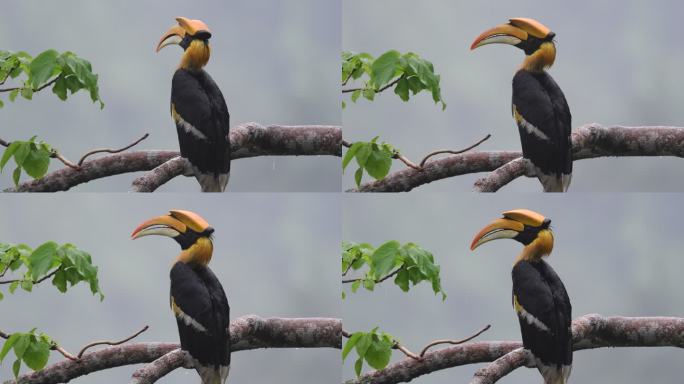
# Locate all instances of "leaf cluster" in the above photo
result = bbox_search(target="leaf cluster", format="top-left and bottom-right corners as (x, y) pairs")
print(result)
(0, 49), (103, 108)
(0, 136), (53, 186)
(0, 241), (104, 301)
(342, 241), (446, 300)
(342, 327), (395, 377)
(342, 50), (446, 109)
(0, 329), (54, 378)
(342, 137), (398, 186)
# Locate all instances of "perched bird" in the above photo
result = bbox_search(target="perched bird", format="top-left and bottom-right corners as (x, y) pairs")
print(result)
(471, 209), (572, 384)
(132, 209), (230, 383)
(471, 18), (572, 192)
(157, 17), (231, 192)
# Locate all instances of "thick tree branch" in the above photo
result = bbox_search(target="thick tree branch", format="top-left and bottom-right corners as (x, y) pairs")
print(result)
(347, 151), (521, 192)
(5, 123), (341, 192)
(4, 315), (341, 384)
(349, 124), (684, 192)
(473, 124), (684, 192)
(344, 314), (684, 384)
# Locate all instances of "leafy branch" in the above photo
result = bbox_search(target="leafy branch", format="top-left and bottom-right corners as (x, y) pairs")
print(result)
(342, 50), (446, 109)
(342, 134), (491, 187)
(341, 241), (446, 300)
(0, 242), (103, 301)
(0, 326), (148, 379)
(0, 50), (103, 108)
(342, 324), (491, 377)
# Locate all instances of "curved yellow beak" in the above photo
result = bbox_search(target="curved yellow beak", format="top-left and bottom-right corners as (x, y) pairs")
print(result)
(131, 214), (187, 239)
(156, 17), (212, 53)
(470, 218), (524, 250)
(470, 23), (528, 50)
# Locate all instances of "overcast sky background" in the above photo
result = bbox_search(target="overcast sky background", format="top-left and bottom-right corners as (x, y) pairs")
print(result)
(0, 0), (340, 192)
(343, 0), (684, 192)
(343, 194), (684, 383)
(0, 194), (340, 383)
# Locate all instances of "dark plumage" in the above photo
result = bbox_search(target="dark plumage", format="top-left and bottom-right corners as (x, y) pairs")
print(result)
(171, 262), (231, 378)
(512, 70), (572, 191)
(512, 260), (572, 375)
(171, 68), (231, 190)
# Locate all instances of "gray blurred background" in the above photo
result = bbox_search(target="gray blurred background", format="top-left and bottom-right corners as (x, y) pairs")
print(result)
(343, 194), (684, 383)
(0, 0), (340, 192)
(0, 194), (340, 382)
(343, 0), (684, 191)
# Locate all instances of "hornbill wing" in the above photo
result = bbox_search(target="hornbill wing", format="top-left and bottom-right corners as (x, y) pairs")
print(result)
(171, 69), (230, 184)
(512, 260), (572, 369)
(170, 262), (230, 382)
(512, 70), (572, 190)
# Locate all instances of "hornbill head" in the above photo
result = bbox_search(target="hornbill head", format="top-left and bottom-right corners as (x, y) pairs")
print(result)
(470, 18), (556, 71)
(470, 209), (554, 260)
(132, 210), (215, 265)
(156, 17), (212, 69)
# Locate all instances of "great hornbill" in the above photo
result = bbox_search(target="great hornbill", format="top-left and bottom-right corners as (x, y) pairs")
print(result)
(157, 17), (231, 192)
(132, 210), (230, 383)
(471, 209), (572, 384)
(471, 18), (572, 192)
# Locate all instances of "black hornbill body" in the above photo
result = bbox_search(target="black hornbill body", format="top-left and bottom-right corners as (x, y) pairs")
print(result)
(471, 209), (572, 384)
(157, 17), (230, 192)
(471, 18), (572, 192)
(132, 210), (230, 383)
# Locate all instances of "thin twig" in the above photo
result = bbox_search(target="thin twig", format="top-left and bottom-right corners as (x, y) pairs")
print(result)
(77, 325), (149, 358)
(342, 140), (352, 148)
(0, 330), (9, 339)
(50, 151), (80, 170)
(0, 138), (10, 147)
(393, 153), (422, 171)
(419, 134), (491, 168)
(0, 269), (58, 285)
(77, 133), (149, 166)
(342, 268), (401, 284)
(52, 346), (78, 361)
(393, 342), (423, 361)
(342, 330), (352, 338)
(418, 324), (491, 357)
(0, 77), (59, 93)
(342, 77), (401, 94)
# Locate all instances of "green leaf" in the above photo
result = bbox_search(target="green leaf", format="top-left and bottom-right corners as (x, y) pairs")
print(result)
(52, 76), (67, 100)
(365, 339), (392, 370)
(21, 279), (33, 292)
(364, 148), (392, 180)
(13, 334), (30, 359)
(394, 268), (409, 292)
(22, 339), (50, 370)
(351, 279), (361, 293)
(362, 88), (375, 101)
(29, 241), (58, 280)
(9, 89), (19, 102)
(12, 359), (21, 378)
(342, 332), (362, 361)
(354, 167), (363, 187)
(342, 142), (362, 171)
(21, 147), (50, 178)
(354, 357), (363, 377)
(371, 241), (401, 277)
(371, 50), (401, 89)
(363, 278), (375, 291)
(52, 269), (67, 293)
(355, 333), (372, 358)
(394, 76), (409, 101)
(1, 142), (20, 170)
(0, 99), (3, 108)
(354, 142), (372, 168)
(351, 89), (361, 103)
(29, 49), (59, 88)
(13, 142), (30, 167)
(20, 86), (33, 100)
(0, 290), (3, 300)
(12, 166), (21, 186)
(9, 280), (19, 293)
(0, 333), (20, 362)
